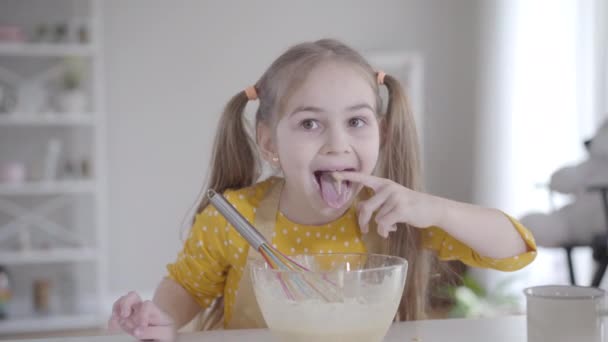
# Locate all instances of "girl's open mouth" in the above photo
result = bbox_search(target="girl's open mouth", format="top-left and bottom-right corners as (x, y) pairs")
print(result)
(313, 168), (355, 209)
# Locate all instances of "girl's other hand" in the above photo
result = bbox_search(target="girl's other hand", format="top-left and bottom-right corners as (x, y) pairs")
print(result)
(108, 291), (176, 341)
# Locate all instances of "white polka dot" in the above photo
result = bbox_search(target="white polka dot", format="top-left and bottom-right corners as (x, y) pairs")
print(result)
(331, 261), (336, 266)
(514, 256), (519, 260)
(238, 247), (243, 253)
(197, 240), (203, 247)
(199, 254), (204, 259)
(272, 232), (276, 238)
(428, 231), (433, 236)
(224, 241), (228, 246)
(272, 244), (277, 248)
(293, 226), (298, 231)
(325, 234), (330, 239)
(328, 249), (332, 253)
(354, 238), (360, 243)
(203, 226), (208, 231)
(239, 194), (244, 199)
(319, 249), (324, 253)
(253, 208), (257, 213)
(217, 272), (222, 276)
(332, 235), (336, 241)
(306, 232), (311, 237)
(448, 245), (453, 251)
(290, 248), (295, 253)
(225, 226), (229, 232)
(213, 211), (218, 216)
(296, 238), (302, 244)
(193, 282), (199, 288)
(304, 248), (309, 253)
(205, 299), (211, 304)
(234, 253), (239, 259)
(340, 226), (345, 232)
(214, 227), (219, 233)
(283, 229), (288, 235)
(316, 232), (321, 238)
(344, 241), (349, 247)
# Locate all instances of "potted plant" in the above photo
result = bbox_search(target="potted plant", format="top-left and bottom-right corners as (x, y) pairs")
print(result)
(55, 57), (87, 113)
(440, 272), (521, 318)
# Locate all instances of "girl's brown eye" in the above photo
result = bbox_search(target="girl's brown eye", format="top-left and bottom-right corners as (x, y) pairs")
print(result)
(349, 118), (365, 128)
(301, 119), (318, 130)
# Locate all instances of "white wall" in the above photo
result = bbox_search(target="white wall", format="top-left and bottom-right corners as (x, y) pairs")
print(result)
(103, 0), (481, 296)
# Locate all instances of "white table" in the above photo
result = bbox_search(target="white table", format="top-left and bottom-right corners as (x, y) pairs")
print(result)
(7, 315), (528, 341)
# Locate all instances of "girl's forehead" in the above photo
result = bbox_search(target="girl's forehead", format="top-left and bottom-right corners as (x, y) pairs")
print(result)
(282, 62), (376, 112)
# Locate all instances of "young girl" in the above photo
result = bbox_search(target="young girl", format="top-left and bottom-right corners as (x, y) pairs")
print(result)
(109, 39), (537, 341)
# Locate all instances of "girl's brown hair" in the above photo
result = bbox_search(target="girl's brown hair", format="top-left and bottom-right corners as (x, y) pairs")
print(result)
(195, 38), (435, 324)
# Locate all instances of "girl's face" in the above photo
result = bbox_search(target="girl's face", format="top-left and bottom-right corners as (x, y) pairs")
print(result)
(262, 61), (381, 219)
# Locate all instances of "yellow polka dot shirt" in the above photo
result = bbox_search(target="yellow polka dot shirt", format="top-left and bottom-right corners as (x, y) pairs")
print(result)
(166, 178), (537, 324)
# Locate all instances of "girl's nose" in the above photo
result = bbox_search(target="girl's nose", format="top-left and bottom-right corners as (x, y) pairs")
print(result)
(320, 126), (351, 155)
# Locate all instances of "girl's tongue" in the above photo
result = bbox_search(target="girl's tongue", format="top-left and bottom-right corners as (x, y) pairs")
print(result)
(317, 172), (351, 209)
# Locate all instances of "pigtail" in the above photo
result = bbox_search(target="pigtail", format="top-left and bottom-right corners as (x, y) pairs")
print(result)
(195, 89), (259, 216)
(186, 89), (260, 331)
(380, 74), (433, 321)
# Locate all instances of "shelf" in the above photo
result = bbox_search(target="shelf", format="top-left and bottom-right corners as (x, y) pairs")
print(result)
(0, 42), (96, 57)
(0, 247), (99, 265)
(0, 113), (96, 126)
(0, 180), (95, 195)
(0, 313), (102, 335)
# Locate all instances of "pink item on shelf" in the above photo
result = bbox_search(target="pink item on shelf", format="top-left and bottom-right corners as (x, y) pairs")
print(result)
(0, 26), (25, 42)
(0, 162), (26, 184)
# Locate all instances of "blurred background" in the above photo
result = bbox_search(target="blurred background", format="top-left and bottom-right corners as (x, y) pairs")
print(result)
(0, 0), (606, 338)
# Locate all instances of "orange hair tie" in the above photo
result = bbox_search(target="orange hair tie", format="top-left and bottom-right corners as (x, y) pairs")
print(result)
(376, 71), (386, 85)
(244, 86), (258, 101)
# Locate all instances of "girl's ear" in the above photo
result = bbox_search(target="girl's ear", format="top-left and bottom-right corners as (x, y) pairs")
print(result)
(256, 122), (279, 166)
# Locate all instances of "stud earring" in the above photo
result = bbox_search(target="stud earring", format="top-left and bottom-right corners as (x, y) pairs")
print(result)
(272, 156), (279, 163)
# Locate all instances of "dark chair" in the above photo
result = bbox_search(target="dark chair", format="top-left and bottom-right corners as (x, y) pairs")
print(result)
(563, 185), (608, 287)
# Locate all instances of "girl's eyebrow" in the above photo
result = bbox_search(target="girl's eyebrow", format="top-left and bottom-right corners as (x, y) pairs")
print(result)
(346, 103), (374, 112)
(288, 103), (374, 117)
(288, 106), (324, 117)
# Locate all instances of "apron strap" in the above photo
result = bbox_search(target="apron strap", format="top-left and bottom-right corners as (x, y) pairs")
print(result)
(253, 178), (283, 239)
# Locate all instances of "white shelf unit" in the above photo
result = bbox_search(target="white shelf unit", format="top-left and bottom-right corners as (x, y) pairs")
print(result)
(0, 247), (98, 265)
(0, 42), (96, 57)
(0, 180), (96, 195)
(0, 0), (107, 336)
(0, 313), (101, 335)
(0, 113), (96, 126)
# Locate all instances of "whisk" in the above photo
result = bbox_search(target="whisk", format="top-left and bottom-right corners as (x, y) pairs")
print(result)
(207, 189), (342, 302)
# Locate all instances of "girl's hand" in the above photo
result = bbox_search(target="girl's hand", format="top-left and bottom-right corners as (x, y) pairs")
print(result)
(338, 171), (445, 237)
(108, 291), (176, 341)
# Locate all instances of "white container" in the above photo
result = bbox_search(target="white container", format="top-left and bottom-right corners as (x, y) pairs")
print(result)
(524, 285), (607, 342)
